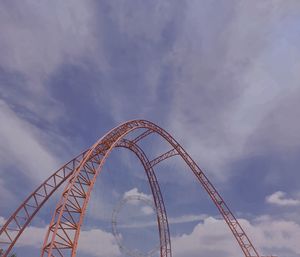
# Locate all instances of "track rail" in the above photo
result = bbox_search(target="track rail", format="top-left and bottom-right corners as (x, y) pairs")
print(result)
(116, 139), (172, 257)
(0, 136), (172, 257)
(0, 151), (88, 257)
(0, 120), (268, 257)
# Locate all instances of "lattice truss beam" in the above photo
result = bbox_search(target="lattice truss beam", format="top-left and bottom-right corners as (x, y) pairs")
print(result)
(0, 120), (272, 257)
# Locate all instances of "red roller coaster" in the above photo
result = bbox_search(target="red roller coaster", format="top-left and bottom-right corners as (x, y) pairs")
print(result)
(0, 120), (274, 257)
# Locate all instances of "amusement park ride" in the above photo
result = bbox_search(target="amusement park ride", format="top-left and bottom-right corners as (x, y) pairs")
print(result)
(0, 120), (275, 257)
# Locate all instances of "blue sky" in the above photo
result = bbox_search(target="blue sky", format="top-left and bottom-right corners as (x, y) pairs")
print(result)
(1, 1), (300, 257)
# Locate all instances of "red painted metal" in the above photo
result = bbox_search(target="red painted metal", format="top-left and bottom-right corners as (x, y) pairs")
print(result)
(115, 139), (171, 257)
(0, 133), (171, 257)
(149, 148), (178, 168)
(0, 150), (88, 257)
(0, 120), (273, 257)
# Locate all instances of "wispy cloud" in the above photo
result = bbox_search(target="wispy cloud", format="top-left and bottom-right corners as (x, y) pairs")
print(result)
(0, 0), (98, 83)
(168, 214), (208, 224)
(0, 0), (101, 125)
(0, 100), (60, 182)
(166, 1), (300, 180)
(0, 216), (5, 226)
(0, 0), (100, 189)
(0, 178), (15, 210)
(118, 214), (207, 229)
(1, 1), (300, 257)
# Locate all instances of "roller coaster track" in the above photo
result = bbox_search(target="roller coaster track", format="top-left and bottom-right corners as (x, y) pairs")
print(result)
(0, 120), (271, 257)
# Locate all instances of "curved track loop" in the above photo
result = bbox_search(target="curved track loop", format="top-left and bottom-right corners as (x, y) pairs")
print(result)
(0, 137), (174, 257)
(41, 120), (260, 257)
(0, 120), (262, 257)
(0, 137), (172, 257)
(0, 151), (89, 257)
(115, 139), (172, 257)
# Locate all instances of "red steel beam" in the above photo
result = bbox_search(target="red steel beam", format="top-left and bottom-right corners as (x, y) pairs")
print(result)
(0, 120), (272, 257)
(0, 150), (89, 257)
(149, 148), (178, 167)
(0, 128), (167, 257)
(115, 139), (172, 257)
(41, 120), (263, 257)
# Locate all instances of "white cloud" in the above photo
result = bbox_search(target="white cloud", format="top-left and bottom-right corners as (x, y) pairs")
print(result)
(22, 226), (121, 257)
(141, 206), (154, 215)
(249, 215), (300, 256)
(172, 216), (300, 257)
(0, 224), (47, 250)
(3, 215), (300, 257)
(17, 226), (47, 247)
(0, 222), (120, 257)
(78, 229), (121, 257)
(123, 188), (152, 202)
(266, 191), (300, 207)
(172, 217), (241, 257)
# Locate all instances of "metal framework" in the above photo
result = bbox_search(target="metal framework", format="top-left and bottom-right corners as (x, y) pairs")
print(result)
(115, 139), (171, 257)
(0, 120), (272, 257)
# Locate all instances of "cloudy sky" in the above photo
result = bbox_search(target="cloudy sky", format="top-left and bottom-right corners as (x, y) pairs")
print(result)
(1, 1), (300, 257)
